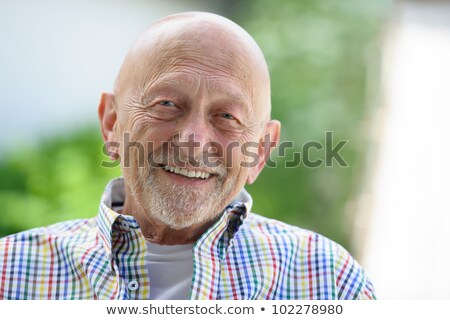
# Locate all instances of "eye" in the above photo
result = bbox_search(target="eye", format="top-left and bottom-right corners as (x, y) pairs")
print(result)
(158, 100), (176, 107)
(220, 112), (235, 120)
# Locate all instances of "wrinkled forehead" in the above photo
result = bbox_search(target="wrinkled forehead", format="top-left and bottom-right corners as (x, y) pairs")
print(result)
(145, 37), (250, 86)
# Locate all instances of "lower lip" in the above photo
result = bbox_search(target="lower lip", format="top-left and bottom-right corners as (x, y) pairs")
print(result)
(161, 169), (214, 186)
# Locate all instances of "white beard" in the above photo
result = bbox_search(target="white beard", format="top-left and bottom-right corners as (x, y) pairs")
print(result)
(131, 162), (233, 230)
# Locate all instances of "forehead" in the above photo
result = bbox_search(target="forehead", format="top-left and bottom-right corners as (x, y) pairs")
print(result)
(130, 20), (259, 82)
(140, 70), (251, 103)
(139, 36), (253, 87)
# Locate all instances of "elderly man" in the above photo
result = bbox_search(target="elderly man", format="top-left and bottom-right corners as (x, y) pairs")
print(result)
(0, 12), (375, 299)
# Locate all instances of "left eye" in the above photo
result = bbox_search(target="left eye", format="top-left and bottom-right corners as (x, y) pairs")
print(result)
(158, 100), (176, 107)
(220, 112), (235, 120)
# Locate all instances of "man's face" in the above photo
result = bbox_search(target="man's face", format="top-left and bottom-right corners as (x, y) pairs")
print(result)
(112, 32), (267, 230)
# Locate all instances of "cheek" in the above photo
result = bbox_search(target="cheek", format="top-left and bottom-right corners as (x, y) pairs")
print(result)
(125, 114), (179, 147)
(222, 133), (259, 167)
(117, 115), (178, 171)
(221, 141), (247, 177)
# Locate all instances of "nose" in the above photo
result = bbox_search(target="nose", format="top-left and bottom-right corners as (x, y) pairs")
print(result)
(171, 115), (215, 167)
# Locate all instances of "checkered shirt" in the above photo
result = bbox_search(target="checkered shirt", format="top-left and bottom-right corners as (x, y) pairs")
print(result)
(0, 178), (375, 299)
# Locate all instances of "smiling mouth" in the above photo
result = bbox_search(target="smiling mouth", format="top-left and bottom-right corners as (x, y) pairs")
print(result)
(163, 165), (211, 179)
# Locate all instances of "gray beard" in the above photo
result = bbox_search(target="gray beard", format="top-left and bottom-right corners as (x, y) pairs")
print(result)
(135, 166), (233, 230)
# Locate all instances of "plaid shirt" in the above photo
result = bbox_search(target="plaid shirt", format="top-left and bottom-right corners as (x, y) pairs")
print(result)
(0, 178), (375, 299)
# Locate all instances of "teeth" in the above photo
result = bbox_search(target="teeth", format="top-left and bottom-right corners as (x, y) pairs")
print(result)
(163, 166), (211, 179)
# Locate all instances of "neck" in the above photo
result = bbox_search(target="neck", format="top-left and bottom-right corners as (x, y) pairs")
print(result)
(121, 195), (217, 245)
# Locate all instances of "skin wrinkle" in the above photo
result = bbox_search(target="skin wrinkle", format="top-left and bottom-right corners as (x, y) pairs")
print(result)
(132, 72), (258, 139)
(136, 64), (251, 114)
(99, 12), (280, 244)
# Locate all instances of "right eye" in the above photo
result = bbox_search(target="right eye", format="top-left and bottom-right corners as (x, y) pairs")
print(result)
(158, 100), (176, 107)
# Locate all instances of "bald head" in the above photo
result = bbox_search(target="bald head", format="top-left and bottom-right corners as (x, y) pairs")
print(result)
(114, 12), (272, 123)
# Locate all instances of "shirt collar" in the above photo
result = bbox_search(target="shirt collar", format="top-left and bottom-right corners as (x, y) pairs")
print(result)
(97, 177), (142, 257)
(97, 177), (252, 258)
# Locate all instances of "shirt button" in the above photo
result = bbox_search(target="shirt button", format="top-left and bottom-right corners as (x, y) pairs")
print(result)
(128, 280), (139, 291)
(122, 222), (129, 231)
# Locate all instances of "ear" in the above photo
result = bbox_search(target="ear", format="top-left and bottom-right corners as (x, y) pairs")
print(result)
(98, 92), (117, 142)
(246, 119), (281, 184)
(98, 92), (119, 160)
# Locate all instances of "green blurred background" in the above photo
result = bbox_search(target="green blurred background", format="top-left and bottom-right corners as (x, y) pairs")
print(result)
(0, 0), (391, 251)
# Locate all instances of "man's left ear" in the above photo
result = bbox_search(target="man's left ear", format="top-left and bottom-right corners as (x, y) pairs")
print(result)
(246, 120), (281, 184)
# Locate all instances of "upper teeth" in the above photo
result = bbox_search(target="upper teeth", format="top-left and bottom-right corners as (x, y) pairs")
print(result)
(163, 166), (210, 179)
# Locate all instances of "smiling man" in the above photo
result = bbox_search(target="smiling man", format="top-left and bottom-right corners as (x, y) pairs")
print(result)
(0, 12), (375, 300)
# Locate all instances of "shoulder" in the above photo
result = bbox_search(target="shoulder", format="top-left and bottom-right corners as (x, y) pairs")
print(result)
(0, 218), (97, 257)
(241, 212), (335, 248)
(0, 218), (98, 299)
(237, 212), (376, 299)
(240, 213), (350, 262)
(1, 218), (96, 241)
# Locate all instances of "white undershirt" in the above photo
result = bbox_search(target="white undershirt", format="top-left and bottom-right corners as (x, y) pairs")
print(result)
(146, 241), (194, 300)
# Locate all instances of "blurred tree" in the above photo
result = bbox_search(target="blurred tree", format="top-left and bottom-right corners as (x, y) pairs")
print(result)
(228, 0), (391, 247)
(0, 128), (119, 237)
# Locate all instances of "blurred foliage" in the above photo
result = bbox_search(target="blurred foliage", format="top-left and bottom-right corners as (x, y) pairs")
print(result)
(0, 128), (119, 237)
(0, 0), (391, 250)
(230, 0), (391, 247)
